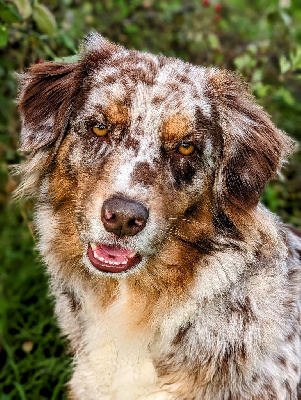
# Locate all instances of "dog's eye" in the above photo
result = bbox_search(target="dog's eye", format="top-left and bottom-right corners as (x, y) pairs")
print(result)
(177, 142), (196, 156)
(91, 124), (108, 137)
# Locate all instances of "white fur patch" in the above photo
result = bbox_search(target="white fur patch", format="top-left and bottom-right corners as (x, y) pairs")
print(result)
(69, 284), (159, 399)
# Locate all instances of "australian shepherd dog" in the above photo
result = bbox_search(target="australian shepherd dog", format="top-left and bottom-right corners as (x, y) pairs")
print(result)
(16, 34), (301, 399)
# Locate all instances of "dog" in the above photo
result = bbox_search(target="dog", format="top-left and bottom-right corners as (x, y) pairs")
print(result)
(16, 33), (301, 399)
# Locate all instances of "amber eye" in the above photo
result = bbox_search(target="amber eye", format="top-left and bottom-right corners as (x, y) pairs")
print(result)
(177, 142), (196, 156)
(92, 124), (108, 137)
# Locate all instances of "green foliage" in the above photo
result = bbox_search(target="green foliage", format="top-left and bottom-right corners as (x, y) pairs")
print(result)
(0, 202), (70, 399)
(1, 0), (301, 397)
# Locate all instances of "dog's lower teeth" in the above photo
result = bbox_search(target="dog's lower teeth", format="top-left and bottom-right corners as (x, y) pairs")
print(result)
(92, 250), (129, 266)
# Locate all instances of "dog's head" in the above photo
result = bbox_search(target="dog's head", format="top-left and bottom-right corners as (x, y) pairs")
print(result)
(17, 34), (294, 281)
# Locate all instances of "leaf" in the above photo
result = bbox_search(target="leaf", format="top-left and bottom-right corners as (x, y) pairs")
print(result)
(279, 55), (291, 74)
(246, 43), (257, 55)
(279, 10), (291, 26)
(32, 4), (56, 36)
(0, 1), (23, 23)
(274, 87), (295, 106)
(59, 32), (77, 53)
(208, 33), (220, 50)
(0, 24), (8, 48)
(289, 46), (301, 70)
(252, 81), (270, 99)
(233, 53), (256, 71)
(124, 23), (139, 34)
(11, 0), (32, 19)
(54, 54), (80, 63)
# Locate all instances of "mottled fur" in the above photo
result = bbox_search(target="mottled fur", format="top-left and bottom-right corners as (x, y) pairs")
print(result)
(16, 34), (301, 399)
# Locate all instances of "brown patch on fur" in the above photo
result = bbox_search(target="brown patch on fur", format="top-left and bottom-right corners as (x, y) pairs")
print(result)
(48, 136), (77, 208)
(81, 35), (121, 71)
(106, 102), (128, 126)
(162, 113), (191, 144)
(47, 155), (83, 279)
(151, 95), (165, 105)
(125, 239), (197, 330)
(131, 161), (158, 187)
(174, 73), (191, 85)
(106, 52), (158, 86)
(62, 287), (82, 313)
(277, 356), (287, 366)
(172, 321), (192, 346)
(123, 136), (140, 155)
(175, 188), (216, 243)
(154, 350), (214, 397)
(103, 74), (118, 85)
(166, 82), (181, 92)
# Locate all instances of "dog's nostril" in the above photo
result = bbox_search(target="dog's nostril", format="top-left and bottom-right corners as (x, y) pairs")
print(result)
(104, 210), (116, 221)
(128, 218), (136, 227)
(101, 196), (149, 237)
(133, 219), (144, 227)
(128, 218), (144, 229)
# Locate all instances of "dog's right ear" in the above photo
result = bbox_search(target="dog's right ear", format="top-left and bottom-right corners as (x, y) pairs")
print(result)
(17, 61), (81, 151)
(18, 34), (121, 152)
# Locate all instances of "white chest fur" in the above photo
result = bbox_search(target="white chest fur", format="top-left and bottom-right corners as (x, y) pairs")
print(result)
(69, 283), (161, 400)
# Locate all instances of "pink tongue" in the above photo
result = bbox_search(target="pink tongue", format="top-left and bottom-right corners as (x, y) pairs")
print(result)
(94, 244), (133, 263)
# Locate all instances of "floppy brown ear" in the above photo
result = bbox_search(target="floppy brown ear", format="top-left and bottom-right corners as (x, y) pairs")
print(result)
(208, 69), (295, 209)
(17, 61), (81, 151)
(17, 34), (121, 152)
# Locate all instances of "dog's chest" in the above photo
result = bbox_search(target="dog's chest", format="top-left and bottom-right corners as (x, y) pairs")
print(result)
(70, 285), (160, 399)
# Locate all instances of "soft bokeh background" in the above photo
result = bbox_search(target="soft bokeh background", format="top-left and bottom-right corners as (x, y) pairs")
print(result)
(0, 0), (300, 398)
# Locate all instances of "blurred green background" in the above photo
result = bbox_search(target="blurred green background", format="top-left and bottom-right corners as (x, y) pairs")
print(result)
(0, 0), (301, 398)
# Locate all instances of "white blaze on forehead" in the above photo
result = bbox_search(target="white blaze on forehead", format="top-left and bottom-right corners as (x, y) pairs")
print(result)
(111, 82), (161, 196)
(113, 134), (157, 196)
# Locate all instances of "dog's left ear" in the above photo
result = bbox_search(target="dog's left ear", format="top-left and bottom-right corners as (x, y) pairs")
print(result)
(17, 61), (81, 151)
(208, 69), (295, 209)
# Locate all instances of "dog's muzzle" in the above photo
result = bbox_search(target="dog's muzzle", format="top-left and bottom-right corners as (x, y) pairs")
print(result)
(87, 196), (148, 273)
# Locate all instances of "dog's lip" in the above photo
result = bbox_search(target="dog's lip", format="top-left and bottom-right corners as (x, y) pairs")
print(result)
(87, 243), (141, 273)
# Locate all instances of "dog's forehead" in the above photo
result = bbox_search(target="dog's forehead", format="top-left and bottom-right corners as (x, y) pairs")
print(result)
(79, 51), (212, 143)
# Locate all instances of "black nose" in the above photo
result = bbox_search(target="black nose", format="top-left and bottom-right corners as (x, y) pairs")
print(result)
(101, 196), (149, 237)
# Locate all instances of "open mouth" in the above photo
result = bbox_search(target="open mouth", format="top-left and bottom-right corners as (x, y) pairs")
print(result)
(87, 243), (142, 273)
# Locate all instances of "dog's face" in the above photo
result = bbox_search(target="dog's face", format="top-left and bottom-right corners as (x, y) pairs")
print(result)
(17, 34), (293, 285)
(63, 49), (225, 276)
